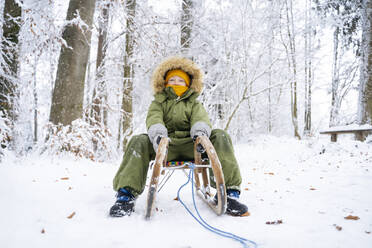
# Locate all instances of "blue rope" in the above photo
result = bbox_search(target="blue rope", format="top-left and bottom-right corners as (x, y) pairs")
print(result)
(176, 164), (258, 248)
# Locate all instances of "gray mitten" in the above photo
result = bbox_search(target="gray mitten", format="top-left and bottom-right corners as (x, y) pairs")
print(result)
(190, 121), (211, 154)
(148, 123), (168, 152)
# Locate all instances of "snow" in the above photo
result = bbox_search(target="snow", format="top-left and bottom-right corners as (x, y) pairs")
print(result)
(1, 135), (371, 248)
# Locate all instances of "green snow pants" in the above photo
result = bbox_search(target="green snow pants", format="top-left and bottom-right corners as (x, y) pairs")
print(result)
(113, 129), (242, 196)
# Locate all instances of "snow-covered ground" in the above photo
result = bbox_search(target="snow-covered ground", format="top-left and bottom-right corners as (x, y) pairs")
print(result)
(1, 135), (371, 248)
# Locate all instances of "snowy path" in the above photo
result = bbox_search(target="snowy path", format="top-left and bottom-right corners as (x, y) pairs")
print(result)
(1, 136), (371, 248)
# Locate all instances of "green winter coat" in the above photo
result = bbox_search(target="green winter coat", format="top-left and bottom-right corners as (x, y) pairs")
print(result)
(146, 87), (211, 140)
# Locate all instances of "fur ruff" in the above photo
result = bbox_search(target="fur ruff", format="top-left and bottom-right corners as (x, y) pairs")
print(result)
(151, 56), (203, 94)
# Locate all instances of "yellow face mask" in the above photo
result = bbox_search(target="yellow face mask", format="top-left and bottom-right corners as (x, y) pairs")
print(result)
(166, 84), (188, 96)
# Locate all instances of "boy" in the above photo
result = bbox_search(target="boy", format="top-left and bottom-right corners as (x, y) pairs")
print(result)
(110, 56), (248, 217)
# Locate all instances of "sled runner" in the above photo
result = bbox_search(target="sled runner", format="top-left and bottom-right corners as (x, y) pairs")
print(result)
(145, 136), (227, 219)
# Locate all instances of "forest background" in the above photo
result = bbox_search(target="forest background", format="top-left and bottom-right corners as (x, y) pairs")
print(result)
(0, 0), (371, 161)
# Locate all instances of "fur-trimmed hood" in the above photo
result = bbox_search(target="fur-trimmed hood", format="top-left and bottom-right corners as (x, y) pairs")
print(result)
(151, 56), (204, 94)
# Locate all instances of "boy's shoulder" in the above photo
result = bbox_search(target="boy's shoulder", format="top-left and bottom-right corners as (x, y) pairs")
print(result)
(153, 92), (167, 103)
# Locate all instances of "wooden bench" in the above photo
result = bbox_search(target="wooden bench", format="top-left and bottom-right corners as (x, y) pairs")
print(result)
(320, 124), (372, 142)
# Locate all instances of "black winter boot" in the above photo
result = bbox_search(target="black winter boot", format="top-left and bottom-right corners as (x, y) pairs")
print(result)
(109, 188), (135, 217)
(216, 189), (249, 217)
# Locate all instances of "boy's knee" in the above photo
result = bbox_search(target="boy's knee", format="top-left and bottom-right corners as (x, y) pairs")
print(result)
(211, 129), (230, 139)
(132, 134), (150, 143)
(212, 129), (226, 135)
(128, 134), (151, 148)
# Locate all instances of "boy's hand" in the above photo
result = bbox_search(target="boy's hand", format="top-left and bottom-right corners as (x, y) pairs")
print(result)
(192, 135), (206, 153)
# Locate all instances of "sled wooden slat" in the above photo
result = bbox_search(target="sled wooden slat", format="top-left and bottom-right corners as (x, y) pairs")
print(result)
(194, 136), (226, 216)
(145, 137), (169, 219)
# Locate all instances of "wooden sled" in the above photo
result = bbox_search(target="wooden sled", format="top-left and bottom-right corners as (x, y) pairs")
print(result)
(145, 136), (227, 219)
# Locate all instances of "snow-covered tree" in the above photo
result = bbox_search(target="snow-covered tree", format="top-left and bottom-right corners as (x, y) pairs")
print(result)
(357, 0), (372, 137)
(0, 0), (21, 148)
(49, 0), (96, 126)
(90, 0), (110, 129)
(118, 0), (136, 151)
(315, 0), (362, 127)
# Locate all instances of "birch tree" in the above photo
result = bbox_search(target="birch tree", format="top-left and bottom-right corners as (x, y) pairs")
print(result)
(49, 0), (96, 126)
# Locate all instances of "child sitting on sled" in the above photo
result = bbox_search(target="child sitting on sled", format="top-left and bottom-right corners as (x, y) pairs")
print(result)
(110, 56), (248, 217)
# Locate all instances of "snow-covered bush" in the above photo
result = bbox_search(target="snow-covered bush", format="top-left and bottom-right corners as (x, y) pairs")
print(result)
(41, 119), (115, 161)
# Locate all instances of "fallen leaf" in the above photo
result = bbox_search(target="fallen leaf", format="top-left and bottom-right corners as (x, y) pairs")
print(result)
(244, 188), (249, 191)
(67, 212), (76, 219)
(344, 215), (359, 220)
(310, 187), (316, 190)
(174, 197), (179, 201)
(60, 177), (69, 180)
(265, 172), (275, 175)
(365, 231), (371, 234)
(333, 224), (342, 231)
(68, 187), (73, 190)
(265, 219), (283, 225)
(41, 228), (45, 234)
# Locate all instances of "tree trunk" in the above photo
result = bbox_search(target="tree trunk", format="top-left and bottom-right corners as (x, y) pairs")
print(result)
(91, 1), (109, 128)
(33, 58), (38, 143)
(118, 0), (135, 151)
(181, 0), (193, 54)
(267, 1), (277, 133)
(0, 0), (21, 126)
(285, 0), (301, 139)
(268, 31), (273, 133)
(49, 0), (96, 125)
(304, 0), (312, 135)
(357, 0), (372, 140)
(330, 24), (340, 127)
